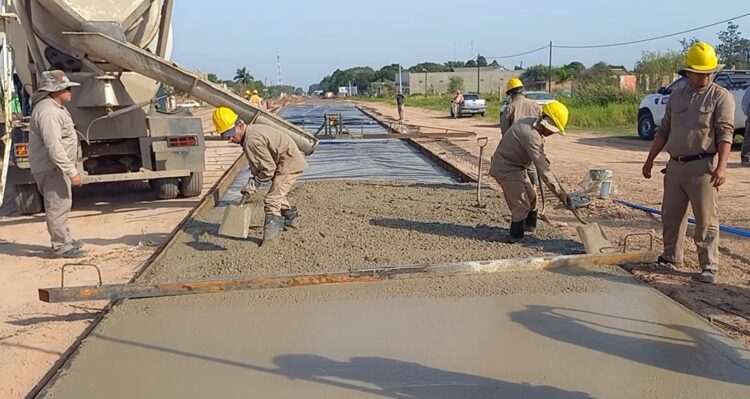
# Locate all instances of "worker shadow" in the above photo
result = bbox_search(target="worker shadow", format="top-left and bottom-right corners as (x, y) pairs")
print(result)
(573, 136), (650, 150)
(509, 305), (750, 386)
(88, 334), (598, 399)
(0, 240), (52, 258)
(370, 217), (583, 254)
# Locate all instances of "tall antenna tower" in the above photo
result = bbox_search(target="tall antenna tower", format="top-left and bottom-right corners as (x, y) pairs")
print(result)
(276, 51), (283, 89)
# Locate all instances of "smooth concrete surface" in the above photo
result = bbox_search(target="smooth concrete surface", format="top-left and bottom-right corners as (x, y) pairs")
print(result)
(40, 268), (750, 399)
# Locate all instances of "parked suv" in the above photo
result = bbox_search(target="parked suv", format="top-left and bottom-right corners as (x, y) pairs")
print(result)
(452, 93), (486, 117)
(637, 70), (750, 140)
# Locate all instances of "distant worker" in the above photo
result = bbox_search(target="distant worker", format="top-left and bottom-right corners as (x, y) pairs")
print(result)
(451, 90), (464, 119)
(500, 77), (541, 135)
(489, 101), (570, 243)
(249, 89), (263, 108)
(642, 41), (734, 284)
(212, 107), (307, 244)
(500, 77), (543, 185)
(740, 83), (750, 166)
(28, 70), (85, 258)
(395, 90), (406, 121)
(244, 90), (252, 100)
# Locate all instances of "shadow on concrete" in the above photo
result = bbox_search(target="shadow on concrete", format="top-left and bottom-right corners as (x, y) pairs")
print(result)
(370, 217), (583, 255)
(509, 305), (750, 386)
(0, 232), (170, 258)
(90, 334), (598, 398)
(7, 312), (97, 326)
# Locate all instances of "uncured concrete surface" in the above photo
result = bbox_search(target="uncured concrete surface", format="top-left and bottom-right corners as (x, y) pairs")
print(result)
(142, 180), (581, 283)
(41, 266), (750, 398)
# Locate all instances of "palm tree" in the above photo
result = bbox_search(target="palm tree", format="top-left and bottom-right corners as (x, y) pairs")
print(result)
(234, 67), (254, 86)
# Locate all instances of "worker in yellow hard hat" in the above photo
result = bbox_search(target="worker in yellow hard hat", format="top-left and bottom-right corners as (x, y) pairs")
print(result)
(489, 100), (570, 243)
(212, 107), (307, 244)
(642, 41), (734, 284)
(500, 77), (541, 135)
(243, 90), (252, 100)
(249, 89), (263, 108)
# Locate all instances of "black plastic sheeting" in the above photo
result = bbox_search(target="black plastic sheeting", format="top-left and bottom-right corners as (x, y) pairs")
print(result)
(220, 140), (457, 205)
(280, 103), (387, 135)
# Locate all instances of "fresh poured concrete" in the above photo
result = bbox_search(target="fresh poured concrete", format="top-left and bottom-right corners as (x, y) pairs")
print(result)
(41, 266), (750, 399)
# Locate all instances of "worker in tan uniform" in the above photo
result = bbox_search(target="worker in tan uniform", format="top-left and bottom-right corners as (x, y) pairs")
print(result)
(499, 77), (541, 135)
(489, 101), (570, 243)
(212, 107), (307, 243)
(28, 70), (86, 258)
(500, 77), (543, 184)
(642, 42), (734, 284)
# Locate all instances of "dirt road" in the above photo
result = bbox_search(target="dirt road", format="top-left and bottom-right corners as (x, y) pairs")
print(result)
(0, 109), (241, 399)
(360, 101), (750, 346)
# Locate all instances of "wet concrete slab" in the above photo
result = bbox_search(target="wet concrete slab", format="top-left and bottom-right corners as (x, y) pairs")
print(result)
(41, 267), (750, 399)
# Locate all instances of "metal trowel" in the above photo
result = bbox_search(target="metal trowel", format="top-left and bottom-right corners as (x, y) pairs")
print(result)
(218, 193), (254, 239)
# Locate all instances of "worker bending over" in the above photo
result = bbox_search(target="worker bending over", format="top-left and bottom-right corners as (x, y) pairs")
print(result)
(642, 42), (734, 284)
(489, 101), (570, 243)
(212, 107), (307, 244)
(499, 77), (541, 135)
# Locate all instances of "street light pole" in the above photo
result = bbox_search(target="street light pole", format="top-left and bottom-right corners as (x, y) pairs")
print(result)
(477, 54), (480, 93)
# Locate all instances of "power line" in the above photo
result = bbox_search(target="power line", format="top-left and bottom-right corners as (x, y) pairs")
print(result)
(484, 45), (549, 59)
(482, 11), (750, 59)
(555, 11), (750, 49)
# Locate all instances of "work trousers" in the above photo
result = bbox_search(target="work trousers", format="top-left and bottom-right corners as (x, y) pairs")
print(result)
(451, 103), (460, 118)
(496, 176), (537, 223)
(265, 172), (300, 216)
(397, 104), (405, 120)
(661, 158), (719, 270)
(741, 116), (750, 162)
(33, 168), (74, 255)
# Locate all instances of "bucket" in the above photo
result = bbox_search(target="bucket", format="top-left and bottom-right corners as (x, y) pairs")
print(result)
(589, 168), (613, 199)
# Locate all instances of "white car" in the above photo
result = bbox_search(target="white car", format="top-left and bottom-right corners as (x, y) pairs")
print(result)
(637, 71), (750, 140)
(500, 91), (554, 118)
(178, 100), (201, 109)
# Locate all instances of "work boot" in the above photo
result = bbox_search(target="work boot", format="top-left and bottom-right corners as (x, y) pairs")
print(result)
(508, 221), (525, 244)
(524, 211), (538, 233)
(742, 157), (750, 167)
(262, 214), (286, 244)
(72, 239), (84, 249)
(699, 269), (717, 284)
(281, 207), (300, 230)
(656, 255), (682, 270)
(56, 247), (87, 259)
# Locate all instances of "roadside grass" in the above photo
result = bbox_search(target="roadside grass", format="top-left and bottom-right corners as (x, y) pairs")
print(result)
(356, 95), (638, 136)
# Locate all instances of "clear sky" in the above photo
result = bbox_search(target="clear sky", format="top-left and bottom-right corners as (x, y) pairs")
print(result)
(171, 0), (749, 89)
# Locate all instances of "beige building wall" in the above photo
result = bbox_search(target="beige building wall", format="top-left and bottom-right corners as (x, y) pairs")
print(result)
(406, 68), (524, 94)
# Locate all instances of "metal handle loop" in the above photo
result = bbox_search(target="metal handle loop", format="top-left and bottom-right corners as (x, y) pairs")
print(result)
(61, 263), (102, 288)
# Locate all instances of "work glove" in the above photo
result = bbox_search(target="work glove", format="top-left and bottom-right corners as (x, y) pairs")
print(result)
(239, 177), (262, 204)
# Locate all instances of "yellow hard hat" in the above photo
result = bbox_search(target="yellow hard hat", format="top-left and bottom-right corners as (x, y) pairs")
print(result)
(253, 89), (258, 94)
(505, 77), (523, 93)
(212, 107), (238, 135)
(244, 90), (251, 95)
(541, 101), (569, 134)
(683, 41), (721, 74)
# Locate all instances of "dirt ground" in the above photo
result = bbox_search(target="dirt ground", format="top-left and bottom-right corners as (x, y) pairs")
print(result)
(0, 109), (242, 399)
(143, 180), (580, 283)
(359, 101), (750, 346)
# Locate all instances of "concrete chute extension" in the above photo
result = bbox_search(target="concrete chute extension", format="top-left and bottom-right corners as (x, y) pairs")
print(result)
(64, 31), (318, 155)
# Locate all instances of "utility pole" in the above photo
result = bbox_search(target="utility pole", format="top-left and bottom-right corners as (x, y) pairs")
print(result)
(547, 42), (553, 93)
(424, 71), (427, 95)
(477, 54), (480, 93)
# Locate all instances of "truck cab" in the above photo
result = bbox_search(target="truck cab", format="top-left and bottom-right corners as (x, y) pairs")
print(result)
(637, 70), (750, 140)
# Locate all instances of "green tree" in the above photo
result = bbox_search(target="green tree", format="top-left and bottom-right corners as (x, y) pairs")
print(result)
(563, 62), (586, 77)
(448, 76), (464, 93)
(376, 64), (400, 81)
(477, 55), (488, 67)
(409, 62), (450, 72)
(294, 87), (304, 96)
(716, 22), (750, 68)
(576, 62), (617, 86)
(489, 60), (500, 67)
(466, 59), (477, 67)
(521, 64), (549, 85)
(634, 50), (682, 90)
(234, 66), (254, 86)
(206, 73), (219, 83)
(444, 61), (466, 70)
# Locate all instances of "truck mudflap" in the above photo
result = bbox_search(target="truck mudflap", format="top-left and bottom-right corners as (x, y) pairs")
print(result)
(64, 32), (319, 155)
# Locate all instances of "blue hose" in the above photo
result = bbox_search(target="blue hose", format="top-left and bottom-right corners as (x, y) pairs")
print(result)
(615, 199), (750, 238)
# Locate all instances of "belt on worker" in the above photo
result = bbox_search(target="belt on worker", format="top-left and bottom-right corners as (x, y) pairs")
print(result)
(671, 152), (716, 163)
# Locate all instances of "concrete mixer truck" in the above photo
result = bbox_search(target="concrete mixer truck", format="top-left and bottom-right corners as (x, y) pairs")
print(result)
(2, 0), (318, 215)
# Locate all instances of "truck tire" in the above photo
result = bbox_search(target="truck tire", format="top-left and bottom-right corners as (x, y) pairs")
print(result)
(179, 172), (203, 197)
(637, 111), (656, 141)
(14, 184), (43, 215)
(153, 178), (180, 199)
